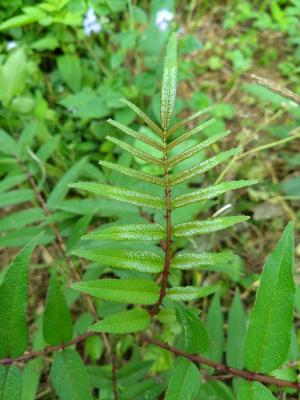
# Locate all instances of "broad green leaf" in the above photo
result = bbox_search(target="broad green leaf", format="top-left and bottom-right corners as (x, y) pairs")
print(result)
(175, 303), (210, 354)
(166, 285), (218, 301)
(120, 99), (163, 136)
(47, 157), (87, 208)
(172, 180), (256, 208)
(89, 308), (150, 334)
(198, 380), (235, 400)
(108, 119), (163, 151)
(161, 33), (177, 131)
(206, 293), (224, 362)
(72, 248), (163, 273)
(238, 380), (276, 400)
(0, 241), (36, 358)
(170, 148), (239, 185)
(99, 160), (164, 185)
(106, 136), (164, 166)
(226, 290), (247, 369)
(50, 349), (93, 400)
(243, 223), (295, 373)
(0, 208), (44, 232)
(167, 106), (214, 136)
(172, 251), (236, 270)
(21, 359), (42, 400)
(165, 357), (200, 400)
(57, 55), (82, 92)
(70, 182), (165, 210)
(0, 365), (22, 400)
(173, 216), (249, 238)
(43, 271), (73, 346)
(168, 130), (230, 168)
(119, 379), (164, 400)
(72, 279), (160, 305)
(83, 223), (165, 241)
(0, 189), (34, 209)
(167, 118), (216, 148)
(0, 14), (40, 30)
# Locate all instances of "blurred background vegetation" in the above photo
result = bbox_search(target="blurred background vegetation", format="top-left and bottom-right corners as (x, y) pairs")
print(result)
(0, 1), (299, 397)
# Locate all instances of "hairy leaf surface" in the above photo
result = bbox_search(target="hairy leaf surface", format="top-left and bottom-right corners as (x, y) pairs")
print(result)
(172, 251), (235, 270)
(166, 285), (218, 301)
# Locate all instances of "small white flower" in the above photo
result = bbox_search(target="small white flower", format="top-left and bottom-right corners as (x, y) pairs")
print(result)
(83, 8), (102, 36)
(155, 9), (173, 31)
(7, 41), (17, 51)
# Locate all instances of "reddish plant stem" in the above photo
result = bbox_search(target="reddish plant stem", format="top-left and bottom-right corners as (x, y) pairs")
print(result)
(140, 335), (300, 391)
(150, 132), (172, 316)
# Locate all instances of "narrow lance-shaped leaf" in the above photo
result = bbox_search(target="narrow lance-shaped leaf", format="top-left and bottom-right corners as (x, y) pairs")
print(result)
(89, 309), (150, 334)
(165, 357), (200, 400)
(167, 106), (214, 136)
(99, 160), (164, 186)
(161, 32), (177, 131)
(166, 285), (218, 302)
(0, 365), (22, 400)
(69, 182), (165, 210)
(107, 119), (163, 151)
(0, 240), (36, 358)
(170, 148), (239, 185)
(173, 216), (249, 238)
(43, 270), (73, 346)
(206, 293), (224, 363)
(72, 248), (163, 274)
(106, 136), (164, 166)
(167, 117), (216, 147)
(119, 98), (163, 137)
(72, 279), (160, 305)
(243, 223), (295, 373)
(172, 251), (236, 270)
(83, 223), (165, 241)
(50, 349), (93, 400)
(168, 130), (230, 168)
(172, 180), (257, 208)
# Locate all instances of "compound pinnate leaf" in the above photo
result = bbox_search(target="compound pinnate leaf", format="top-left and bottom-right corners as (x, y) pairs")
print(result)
(172, 251), (235, 270)
(243, 223), (295, 373)
(43, 271), (73, 346)
(72, 248), (163, 273)
(172, 180), (256, 208)
(166, 285), (218, 301)
(173, 216), (249, 238)
(238, 380), (276, 400)
(50, 349), (93, 400)
(69, 182), (164, 210)
(0, 365), (22, 400)
(72, 279), (159, 305)
(0, 241), (36, 358)
(165, 357), (200, 400)
(161, 33), (177, 131)
(83, 223), (165, 241)
(89, 309), (150, 334)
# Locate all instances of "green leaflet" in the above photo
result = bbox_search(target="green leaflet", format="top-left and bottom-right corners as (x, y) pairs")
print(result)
(43, 271), (73, 346)
(47, 157), (87, 208)
(166, 285), (218, 301)
(72, 279), (160, 305)
(226, 290), (247, 369)
(173, 216), (249, 238)
(106, 136), (164, 166)
(72, 248), (163, 273)
(89, 309), (150, 334)
(170, 148), (239, 185)
(172, 180), (257, 208)
(119, 98), (163, 137)
(0, 366), (22, 400)
(165, 357), (200, 400)
(107, 119), (163, 151)
(99, 160), (164, 186)
(83, 223), (165, 241)
(50, 349), (93, 400)
(161, 33), (177, 131)
(167, 118), (216, 149)
(69, 182), (165, 210)
(0, 241), (36, 358)
(243, 223), (295, 373)
(21, 359), (42, 400)
(206, 293), (224, 363)
(0, 208), (44, 232)
(172, 251), (236, 270)
(238, 380), (276, 400)
(175, 303), (210, 354)
(0, 174), (26, 193)
(119, 380), (164, 400)
(167, 106), (214, 136)
(0, 189), (34, 209)
(168, 130), (230, 168)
